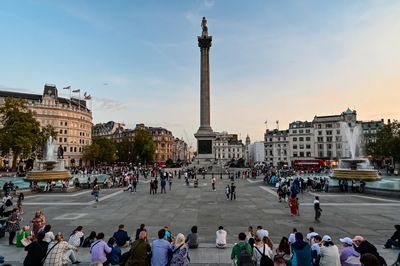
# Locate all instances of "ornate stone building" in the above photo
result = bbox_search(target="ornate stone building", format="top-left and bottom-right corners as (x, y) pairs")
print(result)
(0, 84), (93, 167)
(214, 132), (245, 166)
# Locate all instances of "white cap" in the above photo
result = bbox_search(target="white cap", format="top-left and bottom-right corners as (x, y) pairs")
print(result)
(340, 237), (353, 246)
(322, 235), (331, 242)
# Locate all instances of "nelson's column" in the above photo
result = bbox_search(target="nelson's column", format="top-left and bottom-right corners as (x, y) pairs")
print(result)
(194, 17), (216, 165)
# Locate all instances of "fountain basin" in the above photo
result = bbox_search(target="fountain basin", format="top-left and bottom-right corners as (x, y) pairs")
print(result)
(25, 170), (71, 181)
(332, 169), (381, 181)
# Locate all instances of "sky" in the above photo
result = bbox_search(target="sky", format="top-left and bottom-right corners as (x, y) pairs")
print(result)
(0, 0), (399, 148)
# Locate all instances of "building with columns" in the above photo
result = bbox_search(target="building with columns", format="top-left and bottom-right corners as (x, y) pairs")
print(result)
(0, 84), (93, 167)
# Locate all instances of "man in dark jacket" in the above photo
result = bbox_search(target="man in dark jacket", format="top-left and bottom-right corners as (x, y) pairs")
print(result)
(384, 224), (400, 249)
(353, 236), (387, 266)
(291, 232), (312, 266)
(23, 231), (49, 266)
(113, 224), (131, 248)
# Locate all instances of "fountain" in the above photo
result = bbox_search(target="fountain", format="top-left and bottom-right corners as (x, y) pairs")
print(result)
(25, 136), (71, 181)
(331, 123), (380, 181)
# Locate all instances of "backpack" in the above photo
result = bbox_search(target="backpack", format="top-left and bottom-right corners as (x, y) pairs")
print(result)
(254, 245), (273, 266)
(238, 244), (253, 266)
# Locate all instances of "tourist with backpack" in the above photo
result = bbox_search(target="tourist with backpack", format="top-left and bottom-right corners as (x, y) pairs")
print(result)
(253, 231), (274, 266)
(231, 232), (253, 266)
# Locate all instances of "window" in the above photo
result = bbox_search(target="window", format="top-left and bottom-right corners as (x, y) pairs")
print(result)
(70, 147), (73, 152)
(306, 152), (311, 157)
(318, 124), (322, 129)
(59, 129), (63, 134)
(306, 137), (311, 141)
(318, 131), (322, 136)
(299, 137), (304, 141)
(63, 147), (66, 152)
(59, 137), (62, 142)
(300, 152), (304, 157)
(327, 144), (332, 149)
(64, 138), (67, 142)
(306, 129), (310, 133)
(292, 130), (297, 134)
(327, 137), (333, 142)
(306, 144), (311, 149)
(318, 144), (324, 150)
(336, 130), (341, 135)
(293, 137), (297, 141)
(293, 145), (297, 149)
(326, 124), (333, 128)
(326, 130), (333, 135)
(317, 137), (323, 142)
(64, 130), (67, 134)
(336, 136), (342, 142)
(299, 130), (304, 134)
(293, 152), (298, 157)
(65, 122), (68, 126)
(299, 144), (304, 149)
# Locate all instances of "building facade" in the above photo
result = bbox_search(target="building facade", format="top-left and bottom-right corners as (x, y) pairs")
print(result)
(312, 108), (357, 159)
(264, 129), (290, 167)
(264, 108), (385, 167)
(214, 132), (245, 166)
(289, 121), (315, 159)
(0, 84), (93, 167)
(247, 141), (266, 166)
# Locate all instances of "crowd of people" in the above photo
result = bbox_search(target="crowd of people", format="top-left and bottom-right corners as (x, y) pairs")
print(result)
(1, 206), (399, 266)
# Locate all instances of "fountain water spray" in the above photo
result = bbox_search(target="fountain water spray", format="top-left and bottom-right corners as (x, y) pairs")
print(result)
(340, 122), (362, 159)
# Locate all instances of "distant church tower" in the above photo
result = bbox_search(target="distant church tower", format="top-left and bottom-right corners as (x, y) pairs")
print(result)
(245, 135), (251, 146)
(245, 135), (251, 166)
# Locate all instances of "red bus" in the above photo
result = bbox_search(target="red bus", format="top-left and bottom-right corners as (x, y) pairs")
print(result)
(292, 159), (325, 171)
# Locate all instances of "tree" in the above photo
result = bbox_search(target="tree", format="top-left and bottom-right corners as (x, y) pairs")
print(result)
(0, 98), (42, 171)
(83, 137), (117, 165)
(365, 121), (400, 168)
(116, 139), (134, 163)
(132, 129), (155, 164)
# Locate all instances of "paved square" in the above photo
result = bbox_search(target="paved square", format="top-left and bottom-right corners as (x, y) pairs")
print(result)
(1, 176), (399, 264)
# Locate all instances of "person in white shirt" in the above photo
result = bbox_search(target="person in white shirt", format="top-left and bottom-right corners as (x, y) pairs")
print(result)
(43, 224), (55, 243)
(306, 227), (319, 245)
(68, 226), (84, 247)
(216, 226), (227, 248)
(288, 228), (297, 244)
(253, 230), (273, 265)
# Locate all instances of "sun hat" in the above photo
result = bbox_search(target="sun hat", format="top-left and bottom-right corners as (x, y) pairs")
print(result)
(339, 237), (353, 246)
(322, 235), (331, 242)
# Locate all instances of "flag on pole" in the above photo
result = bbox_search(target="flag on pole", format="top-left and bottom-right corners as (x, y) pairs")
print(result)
(63, 86), (71, 90)
(72, 89), (80, 93)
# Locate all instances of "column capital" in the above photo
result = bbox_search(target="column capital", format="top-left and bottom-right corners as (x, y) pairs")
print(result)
(198, 36), (212, 48)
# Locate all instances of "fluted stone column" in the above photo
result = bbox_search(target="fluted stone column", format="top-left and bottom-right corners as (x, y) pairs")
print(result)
(194, 17), (216, 163)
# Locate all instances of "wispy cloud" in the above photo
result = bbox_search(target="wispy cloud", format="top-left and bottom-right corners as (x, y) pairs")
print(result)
(93, 97), (128, 111)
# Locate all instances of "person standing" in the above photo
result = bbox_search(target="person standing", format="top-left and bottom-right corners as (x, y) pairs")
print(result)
(230, 183), (236, 200)
(132, 176), (138, 193)
(225, 185), (230, 200)
(168, 175), (173, 191)
(211, 176), (216, 191)
(289, 195), (298, 216)
(6, 208), (21, 245)
(314, 196), (322, 222)
(31, 210), (46, 239)
(92, 185), (100, 202)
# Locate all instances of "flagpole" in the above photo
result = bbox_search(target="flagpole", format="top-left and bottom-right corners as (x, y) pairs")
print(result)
(69, 89), (72, 109)
(79, 90), (81, 111)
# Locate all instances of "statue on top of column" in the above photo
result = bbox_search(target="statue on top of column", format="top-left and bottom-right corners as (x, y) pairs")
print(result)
(201, 17), (208, 37)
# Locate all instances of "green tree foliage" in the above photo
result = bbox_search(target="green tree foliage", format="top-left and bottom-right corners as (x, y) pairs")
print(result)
(132, 129), (155, 164)
(0, 98), (43, 170)
(116, 139), (134, 163)
(83, 137), (116, 165)
(365, 121), (400, 167)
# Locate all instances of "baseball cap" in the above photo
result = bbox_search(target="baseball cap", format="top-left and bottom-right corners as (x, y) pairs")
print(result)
(340, 237), (353, 246)
(322, 235), (331, 242)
